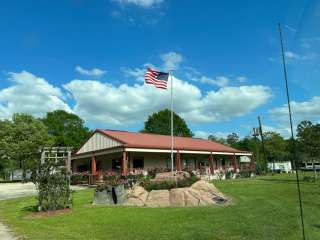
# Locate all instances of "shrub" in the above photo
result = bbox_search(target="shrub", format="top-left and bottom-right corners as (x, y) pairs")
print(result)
(71, 172), (90, 185)
(239, 171), (251, 178)
(144, 175), (199, 191)
(32, 158), (72, 211)
(225, 170), (234, 179)
(147, 168), (171, 178)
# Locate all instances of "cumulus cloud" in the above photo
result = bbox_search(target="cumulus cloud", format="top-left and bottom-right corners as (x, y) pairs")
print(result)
(122, 52), (182, 81)
(269, 96), (320, 124)
(236, 76), (247, 83)
(183, 66), (247, 87)
(114, 0), (163, 8)
(75, 66), (106, 78)
(160, 52), (183, 71)
(64, 76), (272, 127)
(267, 96), (320, 137)
(122, 67), (146, 82)
(0, 69), (272, 129)
(0, 71), (71, 119)
(199, 76), (229, 87)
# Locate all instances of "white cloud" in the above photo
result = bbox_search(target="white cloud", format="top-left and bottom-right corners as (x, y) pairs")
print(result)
(114, 0), (163, 8)
(284, 51), (317, 61)
(268, 96), (320, 137)
(285, 51), (301, 60)
(193, 130), (230, 140)
(262, 125), (291, 138)
(160, 52), (183, 71)
(0, 69), (272, 129)
(64, 76), (272, 127)
(122, 67), (146, 82)
(0, 71), (71, 119)
(181, 85), (272, 123)
(236, 76), (247, 83)
(269, 96), (320, 124)
(75, 66), (106, 78)
(199, 76), (229, 87)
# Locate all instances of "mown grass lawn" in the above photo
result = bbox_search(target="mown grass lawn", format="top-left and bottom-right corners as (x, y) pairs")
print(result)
(0, 174), (319, 240)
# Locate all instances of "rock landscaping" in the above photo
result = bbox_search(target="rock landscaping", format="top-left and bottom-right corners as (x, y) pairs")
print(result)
(93, 180), (228, 207)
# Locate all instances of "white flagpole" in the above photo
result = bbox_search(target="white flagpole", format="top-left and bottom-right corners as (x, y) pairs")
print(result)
(170, 71), (174, 176)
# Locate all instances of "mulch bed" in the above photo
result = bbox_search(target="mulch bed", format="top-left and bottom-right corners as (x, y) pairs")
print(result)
(24, 208), (72, 219)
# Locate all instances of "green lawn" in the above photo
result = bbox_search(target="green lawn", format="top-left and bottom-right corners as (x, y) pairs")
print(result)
(0, 174), (319, 240)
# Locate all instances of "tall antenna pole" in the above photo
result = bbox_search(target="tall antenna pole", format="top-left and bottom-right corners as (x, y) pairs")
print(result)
(170, 71), (174, 176)
(278, 22), (306, 240)
(258, 116), (268, 170)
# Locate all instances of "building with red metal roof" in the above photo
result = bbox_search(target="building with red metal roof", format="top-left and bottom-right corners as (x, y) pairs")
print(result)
(72, 129), (254, 178)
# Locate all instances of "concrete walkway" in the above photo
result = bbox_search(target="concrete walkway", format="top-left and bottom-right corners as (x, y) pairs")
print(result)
(0, 222), (19, 240)
(0, 182), (87, 201)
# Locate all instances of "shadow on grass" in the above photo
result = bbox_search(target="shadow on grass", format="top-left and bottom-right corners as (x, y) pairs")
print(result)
(20, 205), (38, 213)
(312, 224), (320, 229)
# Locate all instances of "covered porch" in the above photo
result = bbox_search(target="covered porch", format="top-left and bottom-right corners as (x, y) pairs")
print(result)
(72, 147), (255, 180)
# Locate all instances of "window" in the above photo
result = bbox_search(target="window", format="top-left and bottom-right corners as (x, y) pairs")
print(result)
(112, 159), (121, 170)
(133, 157), (144, 168)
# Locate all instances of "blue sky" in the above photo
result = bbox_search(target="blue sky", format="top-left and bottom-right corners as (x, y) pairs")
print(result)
(0, 0), (319, 139)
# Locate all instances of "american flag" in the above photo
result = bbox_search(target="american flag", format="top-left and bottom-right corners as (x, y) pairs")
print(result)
(144, 68), (169, 89)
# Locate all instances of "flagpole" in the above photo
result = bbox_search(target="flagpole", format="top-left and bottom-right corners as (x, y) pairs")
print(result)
(170, 71), (174, 176)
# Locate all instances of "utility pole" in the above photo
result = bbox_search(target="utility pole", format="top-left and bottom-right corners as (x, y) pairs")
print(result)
(258, 116), (268, 173)
(252, 127), (260, 173)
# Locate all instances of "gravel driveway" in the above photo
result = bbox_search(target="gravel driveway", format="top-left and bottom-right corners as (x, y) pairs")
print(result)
(0, 182), (87, 201)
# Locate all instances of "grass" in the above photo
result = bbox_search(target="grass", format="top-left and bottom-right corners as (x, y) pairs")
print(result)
(0, 173), (319, 240)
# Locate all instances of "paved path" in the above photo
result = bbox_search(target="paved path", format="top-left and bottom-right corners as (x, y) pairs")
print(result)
(0, 222), (19, 240)
(0, 182), (87, 200)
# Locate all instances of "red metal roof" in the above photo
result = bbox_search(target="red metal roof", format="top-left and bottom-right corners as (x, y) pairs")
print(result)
(97, 129), (247, 153)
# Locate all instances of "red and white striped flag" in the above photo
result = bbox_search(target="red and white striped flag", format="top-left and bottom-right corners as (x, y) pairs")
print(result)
(144, 68), (169, 89)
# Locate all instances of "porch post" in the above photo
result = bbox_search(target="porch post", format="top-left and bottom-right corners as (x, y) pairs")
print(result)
(176, 150), (181, 171)
(122, 151), (127, 176)
(208, 153), (214, 175)
(250, 155), (256, 172)
(232, 154), (238, 173)
(91, 155), (97, 176)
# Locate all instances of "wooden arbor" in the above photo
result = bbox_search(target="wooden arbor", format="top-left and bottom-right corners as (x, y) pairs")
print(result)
(40, 147), (73, 173)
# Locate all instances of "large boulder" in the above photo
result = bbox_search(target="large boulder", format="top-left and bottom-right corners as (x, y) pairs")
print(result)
(169, 188), (186, 207)
(145, 190), (170, 207)
(93, 189), (115, 205)
(183, 189), (200, 207)
(191, 180), (225, 197)
(125, 186), (149, 206)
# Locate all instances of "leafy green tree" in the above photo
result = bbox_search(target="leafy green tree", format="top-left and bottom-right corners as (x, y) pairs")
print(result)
(296, 120), (320, 173)
(42, 110), (91, 149)
(208, 135), (228, 145)
(142, 109), (193, 137)
(0, 119), (15, 176)
(0, 114), (54, 180)
(226, 133), (240, 147)
(263, 131), (288, 164)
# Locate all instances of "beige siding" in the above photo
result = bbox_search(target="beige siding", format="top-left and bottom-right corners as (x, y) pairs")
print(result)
(77, 132), (122, 154)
